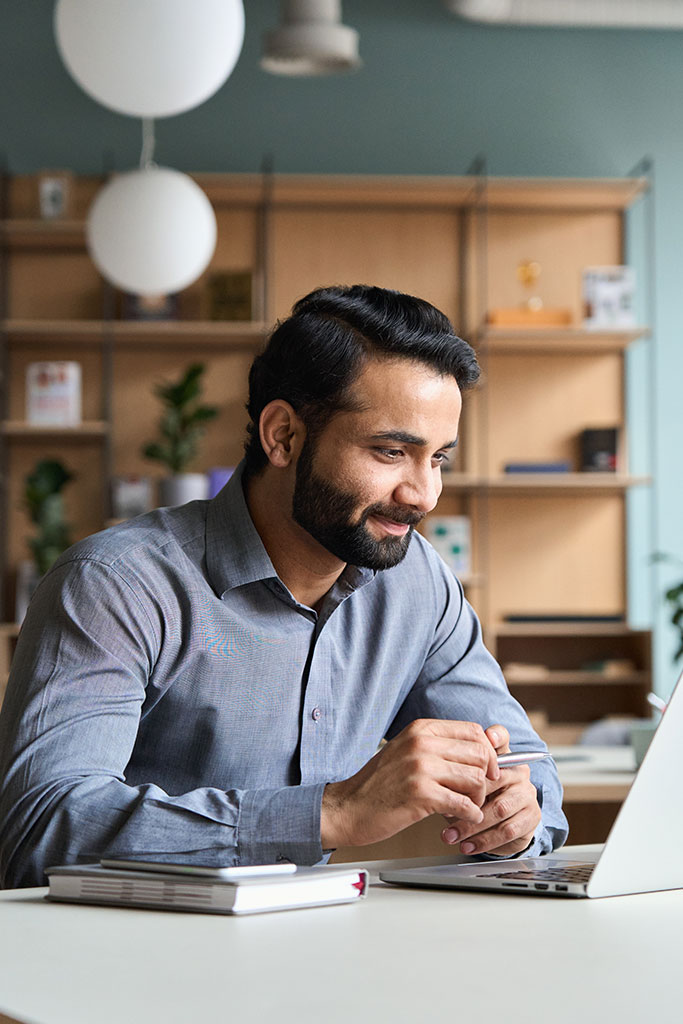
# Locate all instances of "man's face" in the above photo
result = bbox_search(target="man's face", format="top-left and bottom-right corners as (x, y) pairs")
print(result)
(292, 357), (462, 570)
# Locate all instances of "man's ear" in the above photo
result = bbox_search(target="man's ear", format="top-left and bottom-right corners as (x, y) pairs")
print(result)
(258, 400), (305, 468)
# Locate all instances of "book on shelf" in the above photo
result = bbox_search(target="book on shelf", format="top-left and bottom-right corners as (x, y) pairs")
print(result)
(503, 461), (571, 474)
(45, 861), (369, 916)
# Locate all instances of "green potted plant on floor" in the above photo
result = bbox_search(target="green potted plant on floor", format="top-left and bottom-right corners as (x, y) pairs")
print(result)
(142, 362), (219, 506)
(17, 458), (74, 621)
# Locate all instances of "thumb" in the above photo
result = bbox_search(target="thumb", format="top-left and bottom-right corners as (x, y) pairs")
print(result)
(486, 724), (510, 754)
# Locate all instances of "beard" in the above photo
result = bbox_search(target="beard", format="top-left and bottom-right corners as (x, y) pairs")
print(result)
(292, 437), (424, 570)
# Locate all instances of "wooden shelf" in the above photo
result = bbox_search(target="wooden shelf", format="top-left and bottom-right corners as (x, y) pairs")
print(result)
(487, 473), (649, 494)
(197, 173), (648, 211)
(1, 319), (269, 347)
(441, 473), (649, 494)
(0, 173), (648, 236)
(1, 421), (109, 438)
(506, 670), (650, 686)
(492, 621), (636, 638)
(0, 218), (86, 249)
(477, 176), (648, 211)
(479, 326), (650, 353)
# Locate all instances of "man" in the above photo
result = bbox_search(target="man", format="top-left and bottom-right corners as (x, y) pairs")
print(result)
(0, 284), (567, 888)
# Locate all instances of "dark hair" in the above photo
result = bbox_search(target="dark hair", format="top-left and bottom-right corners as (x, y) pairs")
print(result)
(243, 283), (479, 475)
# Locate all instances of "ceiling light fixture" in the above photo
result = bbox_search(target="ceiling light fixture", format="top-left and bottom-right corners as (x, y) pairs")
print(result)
(445, 0), (683, 29)
(261, 0), (361, 77)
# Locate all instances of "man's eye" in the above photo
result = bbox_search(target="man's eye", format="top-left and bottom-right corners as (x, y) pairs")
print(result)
(433, 452), (450, 465)
(375, 448), (403, 459)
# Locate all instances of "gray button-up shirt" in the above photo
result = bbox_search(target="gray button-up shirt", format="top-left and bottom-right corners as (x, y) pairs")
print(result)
(0, 464), (567, 887)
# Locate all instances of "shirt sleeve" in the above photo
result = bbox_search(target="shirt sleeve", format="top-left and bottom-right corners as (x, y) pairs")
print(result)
(0, 559), (325, 888)
(386, 556), (569, 857)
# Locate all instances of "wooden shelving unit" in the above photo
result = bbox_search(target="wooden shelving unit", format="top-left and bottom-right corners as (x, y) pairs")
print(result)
(1, 421), (109, 437)
(0, 171), (653, 774)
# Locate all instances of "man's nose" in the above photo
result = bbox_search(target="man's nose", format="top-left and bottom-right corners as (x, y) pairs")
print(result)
(392, 466), (441, 514)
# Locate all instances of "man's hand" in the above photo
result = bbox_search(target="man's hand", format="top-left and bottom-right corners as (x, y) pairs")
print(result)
(440, 725), (542, 857)
(321, 719), (500, 849)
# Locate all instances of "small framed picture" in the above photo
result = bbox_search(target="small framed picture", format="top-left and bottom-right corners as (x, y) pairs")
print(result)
(203, 270), (253, 321)
(36, 170), (74, 220)
(582, 266), (636, 329)
(26, 361), (82, 427)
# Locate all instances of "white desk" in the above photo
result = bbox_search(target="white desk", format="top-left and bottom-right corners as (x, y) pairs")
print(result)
(0, 846), (680, 1024)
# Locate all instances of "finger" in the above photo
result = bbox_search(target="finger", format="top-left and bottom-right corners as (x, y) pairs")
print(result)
(441, 774), (538, 848)
(457, 806), (539, 856)
(482, 762), (530, 796)
(442, 764), (530, 825)
(434, 784), (485, 824)
(485, 724), (510, 755)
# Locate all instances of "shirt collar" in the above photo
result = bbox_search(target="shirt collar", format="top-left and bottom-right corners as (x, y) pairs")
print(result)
(206, 460), (375, 600)
(206, 461), (279, 597)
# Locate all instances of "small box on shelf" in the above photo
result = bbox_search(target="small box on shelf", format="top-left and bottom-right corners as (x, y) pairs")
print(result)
(111, 476), (153, 521)
(579, 427), (619, 473)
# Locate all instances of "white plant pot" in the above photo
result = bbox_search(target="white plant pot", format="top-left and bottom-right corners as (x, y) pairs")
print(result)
(158, 473), (209, 507)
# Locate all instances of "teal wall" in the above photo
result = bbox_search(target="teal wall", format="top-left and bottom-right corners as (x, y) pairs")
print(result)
(2, 1), (682, 691)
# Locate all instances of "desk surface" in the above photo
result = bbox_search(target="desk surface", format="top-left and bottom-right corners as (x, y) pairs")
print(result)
(0, 845), (680, 1024)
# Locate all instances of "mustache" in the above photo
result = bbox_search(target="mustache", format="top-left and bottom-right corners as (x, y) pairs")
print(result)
(362, 504), (425, 528)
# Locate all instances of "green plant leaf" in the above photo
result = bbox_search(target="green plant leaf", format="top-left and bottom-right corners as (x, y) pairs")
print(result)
(142, 362), (219, 474)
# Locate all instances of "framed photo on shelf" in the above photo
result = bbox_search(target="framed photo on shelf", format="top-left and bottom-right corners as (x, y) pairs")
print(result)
(202, 270), (253, 321)
(26, 361), (82, 426)
(36, 169), (74, 219)
(582, 266), (636, 329)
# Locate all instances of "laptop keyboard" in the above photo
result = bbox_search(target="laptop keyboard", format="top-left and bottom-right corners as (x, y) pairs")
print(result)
(485, 864), (595, 883)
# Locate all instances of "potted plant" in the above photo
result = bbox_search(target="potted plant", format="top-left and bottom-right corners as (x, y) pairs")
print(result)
(142, 362), (218, 506)
(662, 568), (683, 663)
(17, 459), (74, 621)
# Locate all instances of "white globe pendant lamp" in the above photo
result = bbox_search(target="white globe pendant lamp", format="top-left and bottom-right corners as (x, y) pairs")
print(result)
(54, 0), (245, 118)
(86, 167), (217, 296)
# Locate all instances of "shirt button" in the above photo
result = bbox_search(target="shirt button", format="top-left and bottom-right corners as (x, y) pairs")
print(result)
(311, 706), (322, 721)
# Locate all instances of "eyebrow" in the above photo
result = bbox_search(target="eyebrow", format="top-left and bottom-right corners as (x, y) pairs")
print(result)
(369, 431), (459, 450)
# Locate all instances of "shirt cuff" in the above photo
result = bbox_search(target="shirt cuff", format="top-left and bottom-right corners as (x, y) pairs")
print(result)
(236, 783), (327, 865)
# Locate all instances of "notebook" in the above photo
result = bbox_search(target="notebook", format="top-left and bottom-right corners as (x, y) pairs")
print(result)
(46, 863), (369, 915)
(380, 670), (683, 899)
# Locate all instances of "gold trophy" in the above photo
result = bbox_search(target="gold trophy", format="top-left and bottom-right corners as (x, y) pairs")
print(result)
(487, 259), (571, 326)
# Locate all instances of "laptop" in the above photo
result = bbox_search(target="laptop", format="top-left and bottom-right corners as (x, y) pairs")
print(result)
(380, 670), (683, 899)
